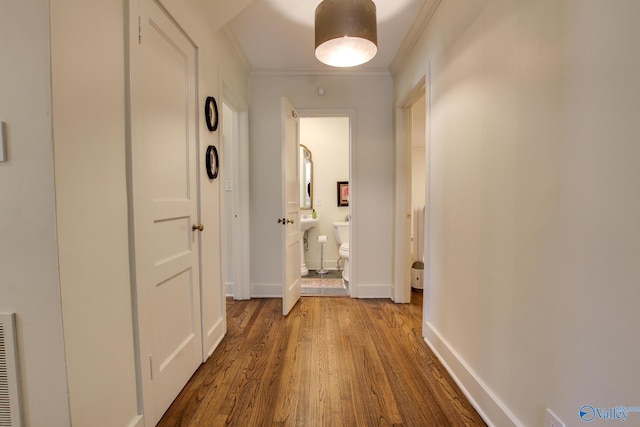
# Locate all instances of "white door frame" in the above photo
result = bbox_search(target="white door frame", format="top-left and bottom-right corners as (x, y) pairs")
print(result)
(221, 85), (251, 300)
(393, 76), (429, 305)
(298, 109), (357, 297)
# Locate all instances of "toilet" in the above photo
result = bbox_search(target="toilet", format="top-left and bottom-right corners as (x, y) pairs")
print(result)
(332, 221), (350, 283)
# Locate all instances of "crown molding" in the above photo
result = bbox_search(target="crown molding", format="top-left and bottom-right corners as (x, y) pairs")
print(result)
(249, 68), (392, 78)
(389, 0), (441, 77)
(223, 26), (253, 74)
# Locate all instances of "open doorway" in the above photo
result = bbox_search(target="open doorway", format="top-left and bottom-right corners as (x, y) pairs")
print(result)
(409, 93), (427, 295)
(394, 77), (429, 311)
(298, 114), (352, 297)
(220, 94), (250, 301)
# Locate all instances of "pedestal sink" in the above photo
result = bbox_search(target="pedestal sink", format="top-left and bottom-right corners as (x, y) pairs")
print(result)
(300, 215), (319, 232)
(299, 214), (318, 275)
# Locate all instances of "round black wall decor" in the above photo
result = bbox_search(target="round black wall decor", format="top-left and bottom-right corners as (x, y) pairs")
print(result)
(205, 96), (218, 131)
(206, 145), (219, 180)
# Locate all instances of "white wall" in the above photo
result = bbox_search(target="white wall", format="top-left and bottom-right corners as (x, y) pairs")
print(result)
(50, 1), (139, 425)
(0, 2), (71, 425)
(48, 0), (249, 425)
(395, 0), (640, 426)
(300, 117), (349, 271)
(249, 74), (394, 298)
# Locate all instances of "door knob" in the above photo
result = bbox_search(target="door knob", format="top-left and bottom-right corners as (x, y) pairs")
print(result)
(287, 219), (294, 224)
(192, 224), (204, 231)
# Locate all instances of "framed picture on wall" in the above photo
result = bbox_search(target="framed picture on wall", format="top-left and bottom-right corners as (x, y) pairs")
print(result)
(337, 181), (349, 207)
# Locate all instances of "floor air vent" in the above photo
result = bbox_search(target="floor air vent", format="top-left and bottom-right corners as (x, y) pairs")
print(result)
(0, 313), (21, 427)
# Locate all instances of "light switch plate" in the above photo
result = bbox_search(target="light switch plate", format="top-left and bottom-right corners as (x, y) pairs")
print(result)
(0, 122), (6, 162)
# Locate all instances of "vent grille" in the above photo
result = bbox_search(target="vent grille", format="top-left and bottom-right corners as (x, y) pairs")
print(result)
(0, 313), (21, 427)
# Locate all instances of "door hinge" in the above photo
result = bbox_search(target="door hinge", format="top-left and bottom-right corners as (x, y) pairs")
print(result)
(149, 354), (154, 380)
(138, 16), (142, 44)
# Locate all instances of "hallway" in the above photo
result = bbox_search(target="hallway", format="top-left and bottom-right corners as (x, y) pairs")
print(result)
(158, 292), (485, 426)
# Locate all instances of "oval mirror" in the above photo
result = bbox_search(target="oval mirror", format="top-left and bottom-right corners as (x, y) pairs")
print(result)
(300, 144), (313, 209)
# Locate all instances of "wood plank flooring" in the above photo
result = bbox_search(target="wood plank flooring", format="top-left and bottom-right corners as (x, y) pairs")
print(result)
(158, 291), (486, 426)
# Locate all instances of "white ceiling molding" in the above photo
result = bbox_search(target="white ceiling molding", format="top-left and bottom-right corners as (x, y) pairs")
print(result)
(223, 26), (253, 74)
(197, 0), (259, 32)
(389, 0), (441, 77)
(249, 68), (392, 78)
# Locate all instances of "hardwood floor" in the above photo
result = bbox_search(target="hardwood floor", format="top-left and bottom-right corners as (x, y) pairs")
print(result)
(158, 291), (486, 426)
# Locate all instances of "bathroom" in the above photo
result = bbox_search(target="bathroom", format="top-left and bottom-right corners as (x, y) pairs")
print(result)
(409, 92), (427, 291)
(298, 115), (350, 289)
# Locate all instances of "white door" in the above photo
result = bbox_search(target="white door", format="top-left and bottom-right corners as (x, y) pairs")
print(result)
(129, 0), (203, 423)
(282, 98), (301, 315)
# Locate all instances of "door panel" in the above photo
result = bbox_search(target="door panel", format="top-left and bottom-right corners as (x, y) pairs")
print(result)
(282, 98), (301, 315)
(129, 0), (202, 423)
(154, 269), (195, 364)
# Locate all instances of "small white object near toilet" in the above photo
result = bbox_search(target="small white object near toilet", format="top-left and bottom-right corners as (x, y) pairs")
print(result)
(332, 221), (350, 283)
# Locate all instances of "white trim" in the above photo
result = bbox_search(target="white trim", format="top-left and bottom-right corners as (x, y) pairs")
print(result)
(296, 109), (358, 299)
(392, 106), (411, 304)
(355, 284), (391, 299)
(423, 65), (432, 324)
(125, 0), (145, 420)
(393, 77), (427, 304)
(251, 283), (283, 298)
(390, 0), (441, 76)
(235, 109), (251, 300)
(221, 86), (251, 301)
(251, 69), (391, 78)
(222, 27), (252, 74)
(423, 321), (524, 427)
(400, 76), (427, 109)
(127, 414), (144, 427)
(348, 111), (357, 299)
(225, 282), (234, 297)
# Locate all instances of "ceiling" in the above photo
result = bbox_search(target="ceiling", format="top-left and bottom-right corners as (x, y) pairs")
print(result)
(224, 0), (430, 73)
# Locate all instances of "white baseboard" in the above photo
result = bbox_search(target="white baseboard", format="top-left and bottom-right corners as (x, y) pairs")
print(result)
(423, 321), (523, 427)
(127, 414), (144, 427)
(354, 284), (391, 299)
(306, 259), (340, 271)
(250, 283), (282, 298)
(303, 266), (341, 273)
(225, 282), (233, 297)
(249, 282), (391, 300)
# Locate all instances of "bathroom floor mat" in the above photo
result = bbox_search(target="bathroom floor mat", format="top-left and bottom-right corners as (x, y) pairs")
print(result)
(301, 278), (345, 289)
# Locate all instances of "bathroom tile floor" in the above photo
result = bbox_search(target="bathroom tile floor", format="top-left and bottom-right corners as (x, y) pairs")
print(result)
(304, 269), (342, 279)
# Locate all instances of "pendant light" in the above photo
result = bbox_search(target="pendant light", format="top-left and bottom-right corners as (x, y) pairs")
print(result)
(315, 0), (378, 68)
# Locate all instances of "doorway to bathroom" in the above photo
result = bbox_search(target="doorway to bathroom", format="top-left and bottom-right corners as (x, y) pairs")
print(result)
(394, 77), (429, 321)
(297, 112), (354, 297)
